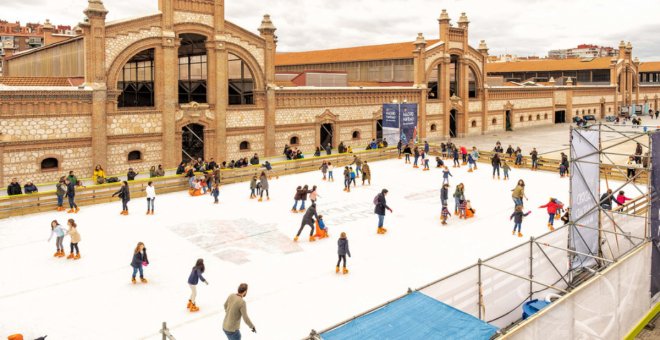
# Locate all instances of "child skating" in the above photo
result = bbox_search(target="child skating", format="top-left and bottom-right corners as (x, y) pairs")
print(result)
(314, 214), (329, 239)
(66, 219), (81, 260)
(327, 162), (334, 182)
(502, 161), (511, 180)
(249, 175), (257, 199)
(258, 172), (269, 201)
(146, 181), (156, 214)
(131, 242), (149, 284)
(336, 232), (351, 274)
(441, 205), (451, 225)
(294, 202), (319, 242)
(48, 220), (67, 257)
(539, 198), (563, 231)
(510, 205), (532, 237)
(212, 183), (220, 204)
(442, 166), (452, 185)
(187, 258), (208, 312)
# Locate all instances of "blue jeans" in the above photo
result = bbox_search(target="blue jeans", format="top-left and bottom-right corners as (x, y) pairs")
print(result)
(328, 171), (333, 180)
(122, 199), (129, 211)
(57, 194), (64, 207)
(493, 165), (500, 176)
(132, 266), (143, 278)
(300, 200), (306, 210)
(513, 223), (522, 232)
(454, 198), (460, 212)
(68, 195), (77, 209)
(513, 197), (523, 206)
(377, 214), (385, 228)
(356, 165), (362, 176)
(292, 200), (299, 210)
(224, 329), (241, 340)
(548, 212), (555, 225)
(443, 177), (449, 185)
(147, 198), (155, 211)
(414, 156), (419, 166)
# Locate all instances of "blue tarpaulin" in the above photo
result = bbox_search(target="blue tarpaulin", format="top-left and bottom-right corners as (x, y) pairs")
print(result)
(321, 292), (498, 340)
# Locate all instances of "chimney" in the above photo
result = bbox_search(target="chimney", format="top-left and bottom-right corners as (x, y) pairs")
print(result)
(457, 12), (469, 29)
(438, 9), (450, 41)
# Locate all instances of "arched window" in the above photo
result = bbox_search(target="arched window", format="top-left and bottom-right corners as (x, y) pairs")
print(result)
(492, 118), (497, 125)
(352, 131), (361, 139)
(587, 109), (591, 114)
(581, 109), (585, 114)
(239, 141), (250, 150)
(228, 53), (255, 105)
(527, 115), (532, 121)
(118, 49), (155, 108)
(427, 65), (439, 100)
(609, 107), (612, 113)
(128, 150), (142, 161)
(41, 157), (59, 171)
(290, 136), (300, 145)
(430, 124), (437, 132)
(471, 120), (477, 128)
(536, 114), (540, 120)
(519, 116), (524, 122)
(178, 33), (208, 104)
(468, 67), (478, 98)
(544, 113), (548, 120)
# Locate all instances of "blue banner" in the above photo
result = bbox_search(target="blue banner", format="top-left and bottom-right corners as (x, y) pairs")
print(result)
(382, 104), (399, 128)
(400, 103), (418, 144)
(651, 132), (660, 297)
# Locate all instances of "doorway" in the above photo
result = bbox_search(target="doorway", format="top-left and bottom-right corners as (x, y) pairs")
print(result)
(600, 103), (605, 119)
(182, 123), (204, 162)
(376, 119), (383, 141)
(554, 110), (566, 124)
(449, 109), (457, 138)
(320, 123), (333, 148)
(505, 110), (513, 131)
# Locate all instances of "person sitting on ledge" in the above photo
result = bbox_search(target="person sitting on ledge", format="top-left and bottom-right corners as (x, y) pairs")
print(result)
(250, 154), (260, 165)
(338, 142), (346, 154)
(176, 162), (186, 175)
(127, 168), (139, 181)
(7, 178), (22, 196)
(23, 180), (38, 194)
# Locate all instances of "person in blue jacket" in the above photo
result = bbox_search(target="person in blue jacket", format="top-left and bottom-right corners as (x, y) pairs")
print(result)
(131, 242), (149, 284)
(374, 189), (393, 234)
(187, 258), (209, 312)
(336, 232), (351, 274)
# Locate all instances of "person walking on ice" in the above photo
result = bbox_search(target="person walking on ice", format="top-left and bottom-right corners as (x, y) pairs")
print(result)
(187, 258), (208, 312)
(539, 198), (563, 231)
(294, 202), (319, 242)
(361, 161), (371, 185)
(510, 205), (532, 237)
(258, 172), (269, 201)
(130, 242), (149, 284)
(502, 161), (511, 180)
(223, 283), (256, 339)
(336, 232), (351, 274)
(66, 219), (81, 260)
(146, 181), (156, 215)
(374, 189), (393, 234)
(48, 220), (67, 257)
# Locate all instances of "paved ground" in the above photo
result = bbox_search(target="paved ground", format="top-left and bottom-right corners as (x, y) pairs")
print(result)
(637, 314), (660, 339)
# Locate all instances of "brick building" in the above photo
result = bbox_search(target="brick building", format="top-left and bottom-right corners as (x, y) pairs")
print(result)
(548, 44), (617, 59)
(1, 0), (659, 186)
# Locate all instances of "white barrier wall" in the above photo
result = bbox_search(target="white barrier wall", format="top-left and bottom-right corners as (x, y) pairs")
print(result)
(503, 242), (651, 339)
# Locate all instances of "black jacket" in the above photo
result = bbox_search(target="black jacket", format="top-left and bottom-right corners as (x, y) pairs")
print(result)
(492, 155), (501, 167)
(130, 249), (148, 268)
(250, 157), (259, 165)
(374, 193), (390, 215)
(441, 187), (449, 201)
(338, 238), (351, 257)
(127, 170), (138, 181)
(176, 164), (185, 175)
(113, 186), (130, 201)
(302, 205), (318, 224)
(66, 182), (76, 197)
(7, 182), (22, 195)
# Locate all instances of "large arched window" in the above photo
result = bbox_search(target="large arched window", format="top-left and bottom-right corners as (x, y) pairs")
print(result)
(228, 53), (254, 105)
(41, 157), (59, 171)
(468, 67), (478, 98)
(178, 33), (208, 104)
(449, 55), (459, 97)
(427, 65), (439, 100)
(118, 49), (154, 108)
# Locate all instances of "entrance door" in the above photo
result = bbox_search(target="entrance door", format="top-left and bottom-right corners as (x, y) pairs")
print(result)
(449, 109), (457, 138)
(376, 119), (383, 141)
(320, 123), (333, 148)
(182, 123), (204, 162)
(554, 110), (566, 124)
(505, 110), (513, 131)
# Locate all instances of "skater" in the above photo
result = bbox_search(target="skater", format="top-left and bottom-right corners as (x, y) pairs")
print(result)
(294, 202), (318, 242)
(539, 198), (564, 231)
(511, 180), (528, 207)
(460, 145), (468, 164)
(55, 177), (67, 211)
(314, 214), (329, 239)
(258, 172), (269, 201)
(361, 161), (371, 185)
(424, 140), (430, 154)
(146, 181), (156, 214)
(397, 140), (403, 158)
(222, 283), (256, 339)
(299, 185), (311, 212)
(441, 143), (447, 159)
(212, 183), (220, 204)
(310, 185), (319, 203)
(458, 199), (467, 219)
(320, 161), (328, 180)
(112, 181), (131, 215)
(336, 232), (351, 274)
(349, 167), (357, 187)
(65, 178), (79, 213)
(351, 155), (362, 178)
(440, 183), (449, 207)
(292, 186), (303, 213)
(130, 242), (149, 284)
(442, 166), (452, 185)
(467, 153), (476, 172)
(435, 156), (444, 168)
(328, 162), (334, 182)
(374, 189), (393, 234)
(413, 147), (420, 168)
(465, 200), (476, 218)
(441, 204), (451, 225)
(423, 153), (431, 171)
(471, 147), (479, 170)
(403, 144), (412, 164)
(343, 167), (351, 192)
(249, 175), (257, 199)
(626, 156), (636, 179)
(48, 220), (67, 257)
(510, 205), (532, 237)
(453, 183), (465, 214)
(452, 147), (460, 168)
(491, 153), (501, 179)
(66, 219), (81, 260)
(616, 190), (632, 207)
(599, 189), (619, 210)
(187, 258), (208, 312)
(502, 161), (511, 180)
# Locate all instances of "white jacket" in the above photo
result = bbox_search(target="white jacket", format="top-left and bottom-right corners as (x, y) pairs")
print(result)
(146, 185), (156, 199)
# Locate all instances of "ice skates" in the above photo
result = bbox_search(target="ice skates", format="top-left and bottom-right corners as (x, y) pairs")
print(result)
(74, 253), (81, 260)
(187, 300), (193, 309)
(309, 236), (316, 242)
(53, 250), (62, 257)
(298, 208), (306, 213)
(258, 197), (263, 202)
(377, 227), (387, 234)
(336, 266), (340, 273)
(291, 209), (298, 213)
(518, 232), (523, 238)
(67, 253), (75, 259)
(189, 303), (199, 312)
(132, 278), (137, 284)
(75, 207), (80, 213)
(140, 278), (148, 283)
(293, 236), (299, 242)
(343, 267), (349, 275)
(467, 168), (473, 172)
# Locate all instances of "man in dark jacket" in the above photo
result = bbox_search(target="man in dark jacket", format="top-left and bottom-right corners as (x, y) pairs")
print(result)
(127, 168), (139, 181)
(374, 189), (393, 234)
(294, 203), (318, 242)
(440, 184), (449, 206)
(7, 178), (22, 195)
(599, 189), (619, 210)
(250, 154), (260, 165)
(23, 180), (38, 194)
(324, 143), (332, 155)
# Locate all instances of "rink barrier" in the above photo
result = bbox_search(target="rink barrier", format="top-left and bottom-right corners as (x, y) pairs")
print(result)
(304, 211), (650, 339)
(0, 147), (399, 219)
(160, 322), (176, 340)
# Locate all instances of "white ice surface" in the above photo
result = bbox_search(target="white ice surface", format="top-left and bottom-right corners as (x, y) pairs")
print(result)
(0, 159), (574, 340)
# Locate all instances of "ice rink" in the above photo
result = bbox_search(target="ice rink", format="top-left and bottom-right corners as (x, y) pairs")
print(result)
(0, 158), (572, 340)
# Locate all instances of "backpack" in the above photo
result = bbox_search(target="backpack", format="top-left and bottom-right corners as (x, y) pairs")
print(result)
(373, 194), (379, 205)
(107, 177), (120, 183)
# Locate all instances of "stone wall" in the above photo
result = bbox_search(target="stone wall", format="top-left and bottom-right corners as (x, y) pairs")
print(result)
(485, 114), (504, 132)
(275, 105), (380, 125)
(339, 124), (373, 148)
(275, 129), (316, 154)
(226, 133), (265, 161)
(226, 109), (265, 128)
(106, 142), (163, 175)
(105, 26), (163, 70)
(108, 113), (163, 135)
(3, 146), (93, 186)
(0, 116), (91, 141)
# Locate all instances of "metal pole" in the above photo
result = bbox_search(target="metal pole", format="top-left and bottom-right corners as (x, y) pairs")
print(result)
(162, 322), (166, 340)
(480, 263), (568, 294)
(537, 242), (615, 263)
(478, 258), (483, 320)
(529, 237), (534, 301)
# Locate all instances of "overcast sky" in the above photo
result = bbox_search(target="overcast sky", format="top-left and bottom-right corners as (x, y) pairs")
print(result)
(3, 0), (660, 60)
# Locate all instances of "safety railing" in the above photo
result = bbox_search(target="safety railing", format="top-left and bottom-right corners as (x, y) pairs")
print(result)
(160, 322), (176, 340)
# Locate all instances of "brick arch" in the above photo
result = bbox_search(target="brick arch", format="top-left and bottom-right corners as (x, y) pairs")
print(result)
(288, 133), (302, 146)
(38, 154), (63, 172)
(173, 23), (215, 41)
(226, 43), (266, 91)
(106, 38), (162, 90)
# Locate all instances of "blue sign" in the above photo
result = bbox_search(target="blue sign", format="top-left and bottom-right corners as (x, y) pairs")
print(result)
(400, 103), (418, 143)
(382, 104), (400, 128)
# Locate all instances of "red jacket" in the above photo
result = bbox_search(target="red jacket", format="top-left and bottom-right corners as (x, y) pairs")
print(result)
(540, 201), (563, 214)
(460, 147), (467, 155)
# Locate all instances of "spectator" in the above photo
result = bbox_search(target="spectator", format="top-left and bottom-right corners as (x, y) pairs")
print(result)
(156, 164), (165, 177)
(176, 162), (186, 175)
(314, 146), (321, 157)
(93, 165), (106, 184)
(7, 178), (22, 196)
(382, 138), (388, 147)
(250, 154), (259, 166)
(149, 166), (157, 178)
(127, 168), (139, 181)
(338, 141), (346, 154)
(324, 143), (332, 155)
(370, 139), (378, 149)
(262, 161), (272, 171)
(208, 158), (218, 170)
(24, 180), (38, 194)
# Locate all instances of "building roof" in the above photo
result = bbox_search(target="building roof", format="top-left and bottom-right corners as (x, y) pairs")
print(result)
(639, 62), (660, 72)
(5, 36), (82, 60)
(486, 57), (613, 73)
(275, 39), (440, 66)
(0, 77), (84, 87)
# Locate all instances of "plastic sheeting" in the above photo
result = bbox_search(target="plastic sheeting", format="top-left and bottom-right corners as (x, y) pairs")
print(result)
(600, 211), (646, 260)
(321, 291), (498, 340)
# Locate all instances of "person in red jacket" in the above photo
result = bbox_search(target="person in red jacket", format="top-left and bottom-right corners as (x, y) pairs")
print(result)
(460, 146), (468, 164)
(616, 191), (632, 207)
(539, 198), (564, 231)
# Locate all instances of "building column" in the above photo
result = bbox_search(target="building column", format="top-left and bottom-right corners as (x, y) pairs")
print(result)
(459, 57), (469, 137)
(160, 35), (179, 168)
(214, 43), (228, 163)
(440, 58), (451, 138)
(205, 41), (219, 159)
(259, 15), (277, 157)
(413, 33), (427, 141)
(482, 88), (489, 134)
